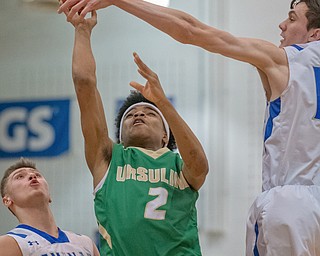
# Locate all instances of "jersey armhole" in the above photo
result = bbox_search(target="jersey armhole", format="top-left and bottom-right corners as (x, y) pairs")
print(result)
(93, 164), (110, 195)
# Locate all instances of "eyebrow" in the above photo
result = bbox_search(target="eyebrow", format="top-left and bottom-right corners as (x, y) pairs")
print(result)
(126, 107), (158, 115)
(11, 168), (39, 178)
(11, 169), (26, 179)
(288, 10), (297, 17)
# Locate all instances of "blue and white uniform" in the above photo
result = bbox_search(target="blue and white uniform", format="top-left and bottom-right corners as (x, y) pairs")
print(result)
(7, 224), (95, 256)
(247, 41), (320, 256)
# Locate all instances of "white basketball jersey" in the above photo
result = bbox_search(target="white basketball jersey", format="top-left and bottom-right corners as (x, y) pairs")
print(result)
(262, 41), (320, 191)
(7, 224), (95, 256)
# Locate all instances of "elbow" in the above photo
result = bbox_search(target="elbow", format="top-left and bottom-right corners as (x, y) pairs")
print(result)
(195, 153), (209, 177)
(198, 158), (209, 184)
(186, 154), (209, 191)
(72, 72), (96, 90)
(190, 171), (208, 191)
(196, 154), (209, 188)
(203, 161), (209, 177)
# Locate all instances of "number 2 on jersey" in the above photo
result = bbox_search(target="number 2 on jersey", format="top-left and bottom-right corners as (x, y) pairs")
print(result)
(144, 187), (168, 220)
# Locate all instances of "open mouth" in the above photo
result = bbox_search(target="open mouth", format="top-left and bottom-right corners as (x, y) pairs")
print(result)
(133, 119), (145, 125)
(30, 180), (40, 186)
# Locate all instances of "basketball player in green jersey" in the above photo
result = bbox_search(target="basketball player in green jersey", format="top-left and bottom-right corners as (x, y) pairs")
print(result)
(67, 10), (208, 256)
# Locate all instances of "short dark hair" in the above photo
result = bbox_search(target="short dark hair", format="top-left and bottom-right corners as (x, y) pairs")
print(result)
(1, 158), (36, 197)
(115, 91), (177, 151)
(291, 0), (320, 30)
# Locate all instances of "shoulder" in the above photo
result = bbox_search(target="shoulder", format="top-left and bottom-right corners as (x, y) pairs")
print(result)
(63, 231), (97, 254)
(284, 41), (320, 56)
(0, 235), (22, 256)
(284, 42), (320, 70)
(63, 229), (88, 239)
(63, 230), (93, 245)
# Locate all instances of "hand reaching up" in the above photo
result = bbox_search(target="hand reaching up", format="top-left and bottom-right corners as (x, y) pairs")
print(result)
(130, 52), (168, 106)
(58, 0), (113, 21)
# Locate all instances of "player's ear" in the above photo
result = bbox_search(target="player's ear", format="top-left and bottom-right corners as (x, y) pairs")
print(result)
(2, 196), (12, 208)
(309, 28), (320, 41)
(162, 132), (168, 148)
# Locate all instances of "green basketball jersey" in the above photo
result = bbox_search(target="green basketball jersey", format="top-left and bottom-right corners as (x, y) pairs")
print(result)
(94, 143), (202, 256)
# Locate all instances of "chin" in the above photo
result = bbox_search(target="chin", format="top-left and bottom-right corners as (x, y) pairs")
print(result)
(279, 41), (286, 48)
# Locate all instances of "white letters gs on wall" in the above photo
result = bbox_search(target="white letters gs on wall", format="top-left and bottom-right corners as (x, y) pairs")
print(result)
(0, 99), (70, 158)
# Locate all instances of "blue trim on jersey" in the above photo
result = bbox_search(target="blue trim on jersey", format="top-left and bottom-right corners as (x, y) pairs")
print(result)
(253, 222), (260, 256)
(314, 67), (320, 119)
(264, 97), (281, 141)
(17, 224), (70, 244)
(291, 44), (303, 51)
(6, 231), (27, 238)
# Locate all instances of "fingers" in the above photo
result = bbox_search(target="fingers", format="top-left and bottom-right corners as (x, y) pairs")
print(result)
(60, 6), (70, 17)
(58, 0), (89, 22)
(66, 1), (87, 21)
(133, 52), (152, 74)
(133, 52), (157, 81)
(79, 5), (92, 19)
(88, 10), (97, 20)
(58, 0), (79, 13)
(91, 10), (97, 19)
(88, 10), (98, 26)
(131, 53), (164, 101)
(129, 81), (144, 92)
(58, 0), (69, 16)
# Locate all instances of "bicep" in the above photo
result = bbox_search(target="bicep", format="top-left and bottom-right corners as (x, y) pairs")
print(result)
(192, 26), (284, 69)
(196, 29), (288, 94)
(75, 81), (113, 173)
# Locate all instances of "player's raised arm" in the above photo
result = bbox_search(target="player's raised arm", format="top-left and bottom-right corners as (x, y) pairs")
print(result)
(68, 11), (113, 186)
(130, 52), (208, 190)
(59, 0), (288, 100)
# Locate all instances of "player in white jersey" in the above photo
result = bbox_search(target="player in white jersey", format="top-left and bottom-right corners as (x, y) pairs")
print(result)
(246, 40), (320, 255)
(0, 158), (100, 256)
(262, 41), (320, 190)
(57, 0), (320, 255)
(6, 225), (95, 256)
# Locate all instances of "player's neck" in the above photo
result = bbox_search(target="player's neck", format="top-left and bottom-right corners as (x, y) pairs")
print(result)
(125, 140), (163, 151)
(17, 206), (59, 237)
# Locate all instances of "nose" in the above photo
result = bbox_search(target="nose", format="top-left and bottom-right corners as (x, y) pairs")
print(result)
(279, 20), (286, 31)
(28, 174), (37, 181)
(134, 111), (145, 117)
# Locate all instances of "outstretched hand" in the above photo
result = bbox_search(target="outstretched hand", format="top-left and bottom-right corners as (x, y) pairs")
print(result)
(130, 53), (168, 105)
(58, 0), (113, 21)
(63, 7), (97, 31)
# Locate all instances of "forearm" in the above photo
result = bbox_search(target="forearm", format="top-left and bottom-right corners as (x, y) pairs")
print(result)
(72, 26), (96, 87)
(114, 0), (205, 45)
(72, 22), (112, 171)
(156, 98), (208, 189)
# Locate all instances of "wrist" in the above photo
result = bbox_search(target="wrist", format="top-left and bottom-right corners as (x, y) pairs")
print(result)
(75, 24), (92, 35)
(155, 97), (171, 109)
